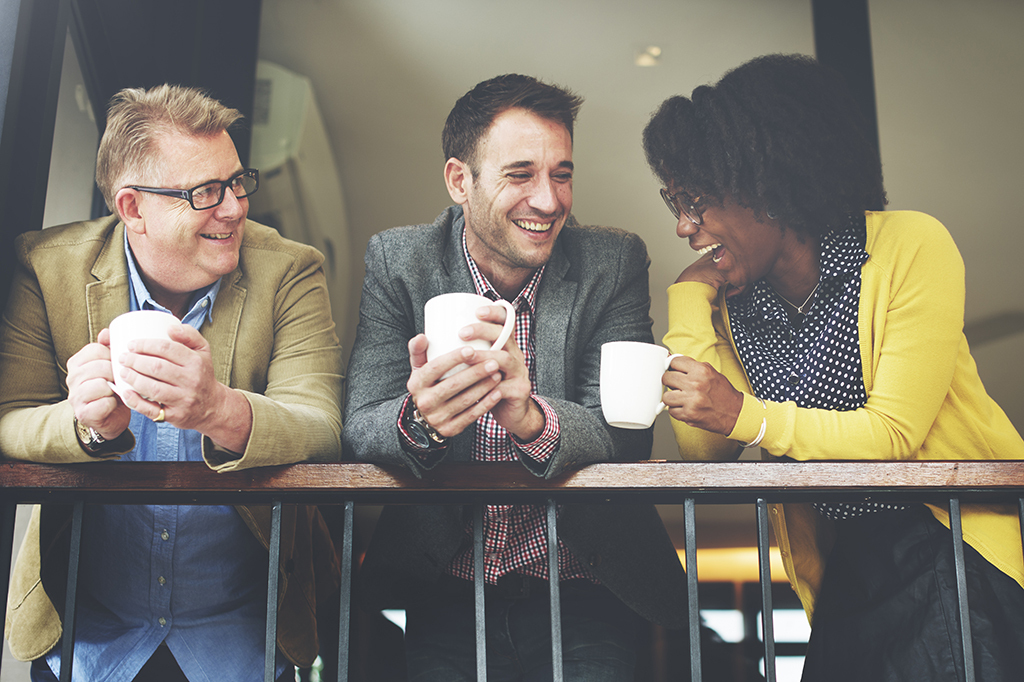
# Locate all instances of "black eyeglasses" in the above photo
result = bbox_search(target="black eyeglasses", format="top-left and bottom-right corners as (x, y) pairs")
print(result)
(128, 168), (259, 211)
(660, 187), (704, 226)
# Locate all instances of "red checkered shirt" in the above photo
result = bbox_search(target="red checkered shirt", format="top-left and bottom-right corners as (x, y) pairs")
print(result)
(400, 229), (593, 585)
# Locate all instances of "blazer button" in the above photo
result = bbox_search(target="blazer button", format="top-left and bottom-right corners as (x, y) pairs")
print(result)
(589, 554), (602, 567)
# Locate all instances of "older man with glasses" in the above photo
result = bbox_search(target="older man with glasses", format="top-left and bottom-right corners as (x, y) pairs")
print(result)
(0, 84), (343, 681)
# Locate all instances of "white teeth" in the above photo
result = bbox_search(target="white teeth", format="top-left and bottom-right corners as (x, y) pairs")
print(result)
(515, 220), (551, 232)
(202, 233), (231, 240)
(697, 243), (721, 256)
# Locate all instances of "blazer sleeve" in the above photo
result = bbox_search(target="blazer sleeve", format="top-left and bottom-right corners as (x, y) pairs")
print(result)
(205, 246), (344, 471)
(535, 229), (656, 478)
(0, 237), (134, 462)
(342, 232), (430, 472)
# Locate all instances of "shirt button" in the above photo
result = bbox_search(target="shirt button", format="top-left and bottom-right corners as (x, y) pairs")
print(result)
(486, 553), (500, 564)
(200, 299), (208, 308)
(158, 576), (166, 585)
(158, 617), (167, 627)
(161, 530), (170, 541)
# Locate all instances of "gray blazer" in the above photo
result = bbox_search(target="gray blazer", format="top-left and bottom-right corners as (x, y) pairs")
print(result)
(343, 206), (686, 628)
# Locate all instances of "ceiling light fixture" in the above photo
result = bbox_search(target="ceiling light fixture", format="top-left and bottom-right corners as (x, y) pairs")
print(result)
(635, 46), (662, 67)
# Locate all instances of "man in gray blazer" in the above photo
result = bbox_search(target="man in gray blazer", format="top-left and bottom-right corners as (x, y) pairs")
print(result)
(343, 74), (686, 681)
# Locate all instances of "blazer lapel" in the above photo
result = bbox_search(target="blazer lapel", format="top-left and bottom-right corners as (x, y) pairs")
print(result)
(206, 268), (245, 386)
(436, 209), (475, 296)
(85, 222), (132, 340)
(533, 231), (576, 398)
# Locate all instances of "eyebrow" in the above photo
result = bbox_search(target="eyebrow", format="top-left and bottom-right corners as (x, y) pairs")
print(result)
(500, 160), (575, 172)
(185, 167), (247, 189)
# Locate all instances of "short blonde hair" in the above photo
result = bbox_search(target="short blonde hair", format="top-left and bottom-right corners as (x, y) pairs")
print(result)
(95, 84), (244, 214)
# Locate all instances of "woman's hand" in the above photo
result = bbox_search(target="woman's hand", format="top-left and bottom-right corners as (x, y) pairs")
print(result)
(662, 355), (744, 435)
(676, 252), (747, 298)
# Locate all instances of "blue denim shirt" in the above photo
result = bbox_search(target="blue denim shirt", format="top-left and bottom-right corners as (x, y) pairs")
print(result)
(43, 236), (287, 681)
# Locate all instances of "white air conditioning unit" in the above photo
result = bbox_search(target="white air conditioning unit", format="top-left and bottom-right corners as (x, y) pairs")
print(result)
(248, 60), (351, 339)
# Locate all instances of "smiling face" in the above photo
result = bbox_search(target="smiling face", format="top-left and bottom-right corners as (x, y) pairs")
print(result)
(673, 191), (795, 291)
(119, 129), (247, 312)
(446, 107), (573, 297)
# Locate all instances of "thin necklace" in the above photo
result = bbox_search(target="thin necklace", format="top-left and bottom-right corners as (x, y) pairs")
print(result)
(775, 279), (821, 315)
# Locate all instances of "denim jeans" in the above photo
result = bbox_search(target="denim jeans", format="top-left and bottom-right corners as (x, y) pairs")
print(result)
(404, 575), (640, 682)
(31, 645), (294, 682)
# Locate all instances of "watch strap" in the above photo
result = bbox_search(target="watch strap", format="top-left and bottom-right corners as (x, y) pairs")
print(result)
(74, 417), (107, 453)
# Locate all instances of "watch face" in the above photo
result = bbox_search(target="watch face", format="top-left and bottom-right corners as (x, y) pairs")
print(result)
(408, 421), (433, 449)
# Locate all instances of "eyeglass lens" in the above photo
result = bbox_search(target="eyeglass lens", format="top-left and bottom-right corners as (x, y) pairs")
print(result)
(191, 171), (259, 209)
(661, 188), (702, 225)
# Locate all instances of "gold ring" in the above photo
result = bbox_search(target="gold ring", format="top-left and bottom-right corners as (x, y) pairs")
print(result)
(154, 407), (165, 423)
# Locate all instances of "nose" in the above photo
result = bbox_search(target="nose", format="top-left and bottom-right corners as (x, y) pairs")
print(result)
(675, 214), (698, 239)
(215, 189), (246, 220)
(528, 176), (563, 214)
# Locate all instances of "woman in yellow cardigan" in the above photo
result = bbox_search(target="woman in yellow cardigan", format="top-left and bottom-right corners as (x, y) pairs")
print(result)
(643, 54), (1024, 680)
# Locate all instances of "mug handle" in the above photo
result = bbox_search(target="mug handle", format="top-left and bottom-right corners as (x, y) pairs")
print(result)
(489, 300), (517, 350)
(656, 354), (685, 415)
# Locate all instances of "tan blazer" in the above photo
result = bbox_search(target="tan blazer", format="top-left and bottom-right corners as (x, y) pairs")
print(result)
(1, 215), (344, 666)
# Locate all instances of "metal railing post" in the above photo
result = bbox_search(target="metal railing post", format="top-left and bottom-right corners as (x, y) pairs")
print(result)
(949, 497), (976, 682)
(755, 499), (776, 682)
(1018, 497), (1024, 570)
(336, 500), (355, 682)
(0, 499), (16, 670)
(683, 497), (702, 682)
(474, 503), (487, 682)
(546, 499), (563, 682)
(264, 501), (283, 682)
(58, 501), (84, 682)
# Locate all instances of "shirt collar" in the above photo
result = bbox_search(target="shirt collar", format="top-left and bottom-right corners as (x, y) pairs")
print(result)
(461, 223), (544, 314)
(819, 213), (869, 279)
(123, 228), (221, 326)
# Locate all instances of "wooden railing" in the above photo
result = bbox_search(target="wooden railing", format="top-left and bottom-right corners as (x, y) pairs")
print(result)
(3, 460), (1024, 682)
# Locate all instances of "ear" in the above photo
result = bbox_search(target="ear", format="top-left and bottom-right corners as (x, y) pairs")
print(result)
(115, 188), (146, 235)
(444, 157), (472, 206)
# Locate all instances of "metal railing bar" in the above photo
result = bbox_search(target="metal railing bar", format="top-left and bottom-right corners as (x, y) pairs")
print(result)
(948, 497), (975, 682)
(0, 500), (15, 670)
(683, 497), (701, 682)
(755, 499), (776, 682)
(546, 499), (563, 682)
(1018, 497), (1024, 567)
(336, 500), (354, 682)
(474, 503), (487, 682)
(59, 501), (84, 682)
(264, 501), (283, 682)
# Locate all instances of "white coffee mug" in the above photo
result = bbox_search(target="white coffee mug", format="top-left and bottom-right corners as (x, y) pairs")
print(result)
(108, 310), (180, 400)
(600, 341), (683, 429)
(425, 293), (516, 378)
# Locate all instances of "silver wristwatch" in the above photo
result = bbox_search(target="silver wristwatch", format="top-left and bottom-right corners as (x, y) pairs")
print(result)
(408, 407), (447, 449)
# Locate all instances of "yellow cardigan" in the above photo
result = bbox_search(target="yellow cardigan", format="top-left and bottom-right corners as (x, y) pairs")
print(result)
(665, 210), (1024, 622)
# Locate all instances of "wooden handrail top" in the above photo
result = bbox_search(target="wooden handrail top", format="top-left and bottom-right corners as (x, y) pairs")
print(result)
(2, 460), (1023, 505)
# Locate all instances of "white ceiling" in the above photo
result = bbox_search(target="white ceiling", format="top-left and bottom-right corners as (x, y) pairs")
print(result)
(256, 0), (1024, 463)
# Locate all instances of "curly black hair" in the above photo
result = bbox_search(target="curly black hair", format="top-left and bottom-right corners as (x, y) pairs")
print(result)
(642, 54), (886, 237)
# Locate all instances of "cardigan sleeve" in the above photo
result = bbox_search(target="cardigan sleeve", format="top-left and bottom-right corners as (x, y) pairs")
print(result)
(663, 281), (746, 461)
